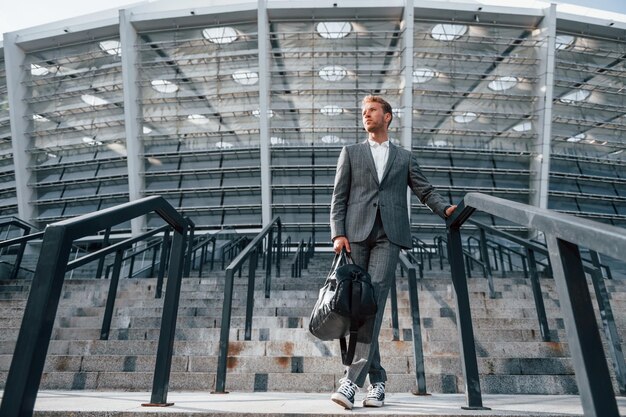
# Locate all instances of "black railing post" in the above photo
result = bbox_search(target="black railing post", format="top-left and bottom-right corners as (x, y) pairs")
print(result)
(183, 218), (195, 277)
(446, 203), (487, 410)
(155, 229), (171, 299)
(146, 223), (188, 406)
(405, 257), (427, 395)
(0, 227), (73, 417)
(276, 220), (282, 277)
(265, 229), (273, 299)
(215, 267), (235, 393)
(525, 248), (550, 342)
(245, 248), (258, 341)
(100, 250), (123, 340)
(588, 250), (626, 395)
(96, 227), (111, 279)
(478, 228), (495, 298)
(545, 236), (619, 417)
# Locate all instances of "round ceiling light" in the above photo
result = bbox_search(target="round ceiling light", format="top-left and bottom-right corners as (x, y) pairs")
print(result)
(512, 121), (532, 132)
(431, 24), (467, 41)
(453, 112), (477, 123)
(320, 105), (343, 116)
(232, 69), (259, 85)
(319, 65), (347, 82)
(559, 89), (590, 103)
(567, 133), (585, 142)
(316, 22), (352, 39)
(151, 80), (179, 93)
(555, 35), (575, 50)
(413, 68), (436, 83)
(187, 114), (210, 125)
(30, 64), (49, 76)
(99, 40), (122, 56)
(488, 76), (517, 91)
(321, 135), (341, 144)
(202, 27), (238, 44)
(81, 94), (110, 106)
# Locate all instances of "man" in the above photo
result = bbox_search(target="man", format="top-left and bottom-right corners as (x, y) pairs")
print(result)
(329, 95), (456, 409)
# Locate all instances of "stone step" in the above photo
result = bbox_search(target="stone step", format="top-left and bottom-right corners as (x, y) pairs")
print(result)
(0, 370), (582, 395)
(0, 339), (572, 358)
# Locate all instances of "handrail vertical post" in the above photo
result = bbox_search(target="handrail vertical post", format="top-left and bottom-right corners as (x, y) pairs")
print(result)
(245, 248), (258, 341)
(210, 238), (216, 271)
(588, 250), (626, 395)
(406, 262), (427, 395)
(96, 227), (111, 279)
(0, 227), (73, 417)
(10, 223), (31, 280)
(183, 219), (195, 277)
(545, 235), (619, 417)
(478, 228), (495, 298)
(265, 229), (273, 299)
(447, 222), (486, 410)
(215, 268), (236, 393)
(390, 275), (400, 341)
(100, 250), (124, 340)
(147, 223), (188, 406)
(526, 248), (550, 341)
(276, 220), (281, 277)
(155, 228), (171, 299)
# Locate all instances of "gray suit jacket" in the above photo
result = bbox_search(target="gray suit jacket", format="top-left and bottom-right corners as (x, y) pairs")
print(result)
(330, 141), (449, 249)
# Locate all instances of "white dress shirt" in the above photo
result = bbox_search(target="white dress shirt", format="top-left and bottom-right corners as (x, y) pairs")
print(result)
(367, 138), (389, 182)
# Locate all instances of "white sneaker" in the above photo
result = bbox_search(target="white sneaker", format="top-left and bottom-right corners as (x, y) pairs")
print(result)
(363, 382), (385, 407)
(331, 378), (358, 410)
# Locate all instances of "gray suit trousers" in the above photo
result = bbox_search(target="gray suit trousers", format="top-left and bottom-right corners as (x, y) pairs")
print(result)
(345, 210), (400, 387)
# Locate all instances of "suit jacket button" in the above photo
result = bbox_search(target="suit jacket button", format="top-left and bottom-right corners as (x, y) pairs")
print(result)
(373, 203), (377, 207)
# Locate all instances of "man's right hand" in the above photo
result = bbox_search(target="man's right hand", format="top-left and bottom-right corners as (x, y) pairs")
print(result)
(333, 236), (351, 254)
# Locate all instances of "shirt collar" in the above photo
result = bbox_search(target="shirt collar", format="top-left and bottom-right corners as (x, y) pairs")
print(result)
(367, 138), (390, 148)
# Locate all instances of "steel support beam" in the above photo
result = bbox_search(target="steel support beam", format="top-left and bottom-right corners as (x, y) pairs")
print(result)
(545, 235), (619, 417)
(258, 0), (272, 226)
(529, 4), (556, 213)
(120, 9), (147, 236)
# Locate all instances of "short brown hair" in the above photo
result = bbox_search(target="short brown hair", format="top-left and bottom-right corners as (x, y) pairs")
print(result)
(362, 95), (393, 127)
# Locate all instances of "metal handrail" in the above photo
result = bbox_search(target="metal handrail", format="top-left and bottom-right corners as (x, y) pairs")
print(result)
(0, 218), (39, 280)
(290, 239), (305, 277)
(214, 216), (282, 394)
(445, 192), (624, 415)
(0, 196), (190, 417)
(397, 251), (428, 396)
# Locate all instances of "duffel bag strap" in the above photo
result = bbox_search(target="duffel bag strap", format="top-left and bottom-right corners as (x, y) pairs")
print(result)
(340, 271), (362, 366)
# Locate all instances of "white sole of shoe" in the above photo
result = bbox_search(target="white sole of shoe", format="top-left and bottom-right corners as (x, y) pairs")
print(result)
(363, 399), (384, 407)
(331, 393), (354, 410)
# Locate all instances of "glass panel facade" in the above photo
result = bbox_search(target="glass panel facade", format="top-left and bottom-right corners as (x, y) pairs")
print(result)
(23, 38), (127, 228)
(550, 33), (626, 227)
(138, 23), (262, 229)
(0, 56), (17, 216)
(2, 4), (624, 238)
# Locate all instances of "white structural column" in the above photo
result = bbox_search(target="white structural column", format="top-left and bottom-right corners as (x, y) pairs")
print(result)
(120, 9), (147, 235)
(530, 4), (556, 210)
(258, 0), (272, 226)
(4, 33), (36, 224)
(402, 0), (415, 218)
(401, 0), (415, 152)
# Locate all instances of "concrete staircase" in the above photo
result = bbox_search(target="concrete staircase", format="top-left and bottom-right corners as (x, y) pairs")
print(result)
(1, 253), (625, 396)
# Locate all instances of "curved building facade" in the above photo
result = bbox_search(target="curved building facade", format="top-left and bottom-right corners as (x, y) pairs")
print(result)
(1, 0), (625, 242)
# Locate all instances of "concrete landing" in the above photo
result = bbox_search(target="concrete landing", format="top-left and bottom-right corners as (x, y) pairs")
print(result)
(6, 391), (625, 416)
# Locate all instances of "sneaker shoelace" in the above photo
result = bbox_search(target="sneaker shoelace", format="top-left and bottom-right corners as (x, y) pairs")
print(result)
(337, 378), (357, 398)
(367, 382), (385, 399)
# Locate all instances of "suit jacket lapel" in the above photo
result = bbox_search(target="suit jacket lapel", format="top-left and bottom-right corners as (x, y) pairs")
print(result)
(361, 140), (379, 185)
(380, 142), (398, 185)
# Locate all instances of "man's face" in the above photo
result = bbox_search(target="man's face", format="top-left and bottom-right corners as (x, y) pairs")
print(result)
(362, 101), (390, 133)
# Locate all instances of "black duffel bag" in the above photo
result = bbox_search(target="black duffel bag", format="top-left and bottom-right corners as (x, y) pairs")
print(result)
(309, 249), (377, 365)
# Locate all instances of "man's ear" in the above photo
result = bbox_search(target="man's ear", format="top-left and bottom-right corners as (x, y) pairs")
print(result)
(384, 112), (392, 124)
